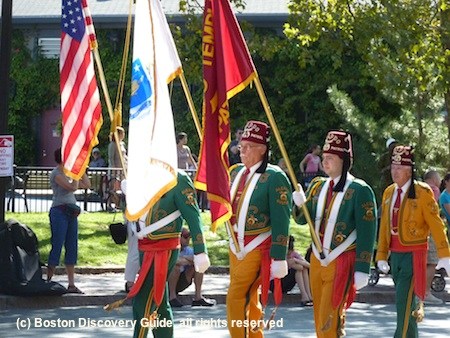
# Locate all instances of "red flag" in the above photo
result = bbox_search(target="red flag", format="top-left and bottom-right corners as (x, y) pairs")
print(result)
(60, 0), (103, 180)
(195, 0), (256, 231)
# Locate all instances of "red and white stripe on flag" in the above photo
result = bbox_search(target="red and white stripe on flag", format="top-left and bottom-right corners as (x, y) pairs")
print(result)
(60, 0), (102, 180)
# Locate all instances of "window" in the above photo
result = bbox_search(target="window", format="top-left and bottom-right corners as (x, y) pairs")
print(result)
(38, 38), (60, 59)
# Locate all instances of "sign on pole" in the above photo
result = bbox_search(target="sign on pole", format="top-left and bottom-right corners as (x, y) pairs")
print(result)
(0, 135), (14, 177)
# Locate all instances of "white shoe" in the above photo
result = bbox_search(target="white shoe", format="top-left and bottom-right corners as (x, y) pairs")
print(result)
(424, 293), (444, 305)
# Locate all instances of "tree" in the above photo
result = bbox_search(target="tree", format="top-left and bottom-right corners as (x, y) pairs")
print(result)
(285, 0), (450, 166)
(9, 31), (59, 165)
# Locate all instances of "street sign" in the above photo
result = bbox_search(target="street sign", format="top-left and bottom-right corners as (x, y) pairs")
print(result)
(0, 135), (14, 177)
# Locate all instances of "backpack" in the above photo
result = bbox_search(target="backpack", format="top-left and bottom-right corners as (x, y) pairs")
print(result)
(0, 219), (66, 296)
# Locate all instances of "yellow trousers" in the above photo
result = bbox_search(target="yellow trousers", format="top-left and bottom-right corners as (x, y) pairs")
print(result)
(226, 249), (264, 338)
(310, 254), (347, 338)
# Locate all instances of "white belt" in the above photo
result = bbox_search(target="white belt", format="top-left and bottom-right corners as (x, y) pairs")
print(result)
(313, 230), (356, 266)
(227, 226), (272, 260)
(132, 210), (182, 239)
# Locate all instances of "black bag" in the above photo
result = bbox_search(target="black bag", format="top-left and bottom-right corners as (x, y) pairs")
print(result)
(65, 203), (81, 217)
(0, 219), (66, 296)
(109, 222), (127, 244)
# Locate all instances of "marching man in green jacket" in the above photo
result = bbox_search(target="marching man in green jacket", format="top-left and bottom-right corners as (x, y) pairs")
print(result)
(293, 130), (377, 337)
(226, 120), (292, 338)
(108, 170), (210, 338)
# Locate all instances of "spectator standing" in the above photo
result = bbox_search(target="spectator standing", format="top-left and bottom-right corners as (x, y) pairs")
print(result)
(168, 227), (215, 307)
(293, 130), (377, 337)
(119, 180), (139, 294)
(108, 126), (127, 173)
(376, 146), (450, 337)
(299, 144), (324, 188)
(423, 170), (444, 304)
(107, 127), (127, 211)
(89, 147), (107, 200)
(176, 132), (197, 171)
(229, 128), (244, 166)
(47, 148), (91, 294)
(89, 147), (107, 168)
(226, 120), (292, 338)
(439, 173), (450, 227)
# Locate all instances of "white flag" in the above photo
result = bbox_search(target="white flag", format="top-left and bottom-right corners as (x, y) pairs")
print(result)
(125, 0), (181, 220)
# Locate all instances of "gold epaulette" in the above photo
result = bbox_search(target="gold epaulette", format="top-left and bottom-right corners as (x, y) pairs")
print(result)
(308, 177), (325, 199)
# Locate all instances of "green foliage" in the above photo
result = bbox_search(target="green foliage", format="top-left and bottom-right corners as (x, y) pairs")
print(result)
(285, 0), (449, 164)
(327, 85), (448, 201)
(9, 0), (449, 181)
(9, 31), (59, 165)
(94, 29), (133, 154)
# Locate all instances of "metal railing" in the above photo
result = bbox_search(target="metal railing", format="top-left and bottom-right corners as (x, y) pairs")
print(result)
(6, 166), (124, 213)
(5, 166), (324, 213)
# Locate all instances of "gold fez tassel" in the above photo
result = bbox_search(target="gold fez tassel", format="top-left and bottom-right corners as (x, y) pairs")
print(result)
(412, 300), (425, 323)
(250, 308), (266, 333)
(104, 296), (127, 311)
(265, 306), (278, 330)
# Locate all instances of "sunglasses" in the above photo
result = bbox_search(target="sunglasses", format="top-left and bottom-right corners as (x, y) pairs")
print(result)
(181, 232), (190, 239)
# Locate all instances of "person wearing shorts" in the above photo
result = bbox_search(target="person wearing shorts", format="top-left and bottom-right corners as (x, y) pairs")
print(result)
(168, 228), (215, 307)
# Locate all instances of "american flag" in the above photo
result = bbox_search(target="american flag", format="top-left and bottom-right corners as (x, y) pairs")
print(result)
(60, 0), (102, 180)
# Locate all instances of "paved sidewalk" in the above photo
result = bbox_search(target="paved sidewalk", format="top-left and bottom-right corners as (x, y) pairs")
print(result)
(1, 267), (449, 309)
(2, 303), (450, 337)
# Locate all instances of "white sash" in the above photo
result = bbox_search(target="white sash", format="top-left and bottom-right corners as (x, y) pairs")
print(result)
(132, 210), (182, 239)
(229, 170), (266, 260)
(312, 174), (356, 266)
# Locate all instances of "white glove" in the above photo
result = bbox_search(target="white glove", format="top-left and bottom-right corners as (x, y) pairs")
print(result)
(194, 253), (210, 273)
(436, 257), (450, 276)
(354, 271), (368, 290)
(292, 184), (306, 207)
(271, 260), (288, 279)
(377, 260), (390, 274)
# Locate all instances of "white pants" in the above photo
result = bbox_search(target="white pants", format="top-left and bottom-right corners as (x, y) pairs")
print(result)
(124, 221), (140, 282)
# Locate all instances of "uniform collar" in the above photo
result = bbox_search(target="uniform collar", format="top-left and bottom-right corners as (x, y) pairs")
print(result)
(245, 161), (263, 177)
(395, 180), (411, 195)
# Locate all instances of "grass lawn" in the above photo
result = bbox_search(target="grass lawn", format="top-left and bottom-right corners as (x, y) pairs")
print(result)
(5, 211), (312, 267)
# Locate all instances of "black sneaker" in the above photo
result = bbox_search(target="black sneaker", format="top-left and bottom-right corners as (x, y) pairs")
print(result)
(169, 298), (184, 308)
(192, 297), (216, 307)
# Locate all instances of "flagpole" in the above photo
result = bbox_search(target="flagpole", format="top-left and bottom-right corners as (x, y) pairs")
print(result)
(253, 77), (325, 259)
(92, 48), (128, 178)
(179, 73), (202, 139)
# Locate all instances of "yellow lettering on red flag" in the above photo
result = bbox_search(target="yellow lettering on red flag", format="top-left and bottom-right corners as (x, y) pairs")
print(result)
(195, 0), (257, 232)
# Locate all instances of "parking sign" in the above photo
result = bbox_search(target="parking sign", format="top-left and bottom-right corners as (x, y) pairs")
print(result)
(0, 135), (14, 177)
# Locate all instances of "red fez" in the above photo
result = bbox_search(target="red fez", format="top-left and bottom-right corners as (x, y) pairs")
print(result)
(323, 130), (353, 159)
(241, 120), (270, 145)
(391, 145), (414, 166)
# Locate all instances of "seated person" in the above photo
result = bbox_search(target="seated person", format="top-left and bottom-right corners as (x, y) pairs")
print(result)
(270, 235), (313, 306)
(168, 227), (216, 307)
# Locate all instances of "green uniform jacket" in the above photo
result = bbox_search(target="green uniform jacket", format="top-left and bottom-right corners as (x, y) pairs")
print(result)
(141, 170), (206, 254)
(293, 175), (377, 274)
(376, 181), (450, 261)
(230, 164), (292, 260)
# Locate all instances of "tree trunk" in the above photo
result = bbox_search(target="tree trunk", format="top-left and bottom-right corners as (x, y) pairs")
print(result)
(441, 5), (450, 167)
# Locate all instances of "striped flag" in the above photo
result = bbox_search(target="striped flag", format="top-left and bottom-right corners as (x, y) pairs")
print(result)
(195, 0), (256, 232)
(124, 0), (181, 221)
(60, 0), (102, 180)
